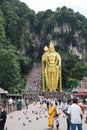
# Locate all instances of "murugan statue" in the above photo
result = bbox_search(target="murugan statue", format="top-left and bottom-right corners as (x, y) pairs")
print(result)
(42, 41), (62, 92)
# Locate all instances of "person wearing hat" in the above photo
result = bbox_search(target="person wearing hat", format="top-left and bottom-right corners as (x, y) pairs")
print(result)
(0, 105), (7, 130)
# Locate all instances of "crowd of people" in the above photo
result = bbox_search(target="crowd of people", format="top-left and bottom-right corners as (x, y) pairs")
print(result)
(46, 97), (86, 130)
(26, 63), (41, 91)
(0, 95), (87, 130)
(0, 97), (30, 129)
(2, 97), (29, 113)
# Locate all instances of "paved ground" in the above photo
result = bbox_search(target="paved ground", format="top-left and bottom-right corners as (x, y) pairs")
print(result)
(5, 102), (87, 130)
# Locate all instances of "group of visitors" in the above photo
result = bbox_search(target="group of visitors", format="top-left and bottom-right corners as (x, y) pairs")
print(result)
(0, 97), (29, 130)
(63, 98), (85, 130)
(3, 97), (29, 113)
(0, 95), (87, 130)
(47, 97), (85, 130)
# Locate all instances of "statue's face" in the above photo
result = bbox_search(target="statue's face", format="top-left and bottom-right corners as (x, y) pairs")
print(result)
(49, 44), (54, 52)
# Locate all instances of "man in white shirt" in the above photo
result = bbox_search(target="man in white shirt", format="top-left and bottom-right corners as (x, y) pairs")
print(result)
(8, 97), (13, 105)
(8, 97), (13, 112)
(67, 98), (83, 130)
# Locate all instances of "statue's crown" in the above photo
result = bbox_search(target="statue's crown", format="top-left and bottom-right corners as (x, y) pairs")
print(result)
(49, 41), (54, 47)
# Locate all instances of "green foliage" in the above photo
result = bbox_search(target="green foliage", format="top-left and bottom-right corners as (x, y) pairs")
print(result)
(9, 75), (27, 94)
(0, 0), (37, 93)
(0, 45), (21, 91)
(67, 78), (78, 89)
(62, 53), (87, 89)
(0, 0), (37, 54)
(20, 56), (33, 74)
(41, 14), (55, 34)
(0, 9), (6, 45)
(36, 9), (53, 34)
(71, 62), (87, 79)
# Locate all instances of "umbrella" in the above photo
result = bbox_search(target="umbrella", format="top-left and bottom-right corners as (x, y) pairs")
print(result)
(73, 92), (86, 96)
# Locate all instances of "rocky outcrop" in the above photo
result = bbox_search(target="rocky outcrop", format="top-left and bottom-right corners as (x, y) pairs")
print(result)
(54, 23), (71, 34)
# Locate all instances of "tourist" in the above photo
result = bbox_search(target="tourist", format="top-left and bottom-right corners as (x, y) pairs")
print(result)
(63, 99), (72, 130)
(55, 100), (58, 106)
(8, 97), (13, 112)
(67, 98), (83, 130)
(78, 99), (84, 114)
(46, 98), (50, 109)
(48, 102), (57, 130)
(58, 99), (61, 106)
(17, 98), (22, 110)
(55, 113), (61, 130)
(0, 105), (7, 130)
(39, 98), (43, 108)
(25, 98), (29, 109)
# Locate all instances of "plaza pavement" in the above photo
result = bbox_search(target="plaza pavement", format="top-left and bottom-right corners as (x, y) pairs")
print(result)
(5, 102), (87, 130)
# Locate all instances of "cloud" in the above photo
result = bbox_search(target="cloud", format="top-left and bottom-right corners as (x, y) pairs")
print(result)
(20, 0), (87, 17)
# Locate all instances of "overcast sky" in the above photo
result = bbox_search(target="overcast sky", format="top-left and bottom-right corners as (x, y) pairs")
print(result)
(20, 0), (87, 18)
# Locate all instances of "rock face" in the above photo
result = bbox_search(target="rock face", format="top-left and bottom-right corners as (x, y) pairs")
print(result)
(52, 23), (86, 60)
(54, 23), (71, 34)
(31, 21), (87, 61)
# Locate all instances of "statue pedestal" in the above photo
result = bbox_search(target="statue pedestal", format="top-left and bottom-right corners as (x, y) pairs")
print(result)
(43, 91), (65, 99)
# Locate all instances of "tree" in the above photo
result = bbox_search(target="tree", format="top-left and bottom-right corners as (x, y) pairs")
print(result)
(0, 45), (21, 91)
(71, 62), (87, 80)
(20, 56), (33, 74)
(0, 9), (6, 45)
(67, 78), (78, 89)
(62, 53), (87, 89)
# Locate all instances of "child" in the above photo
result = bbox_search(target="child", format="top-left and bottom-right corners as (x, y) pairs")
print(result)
(55, 113), (61, 130)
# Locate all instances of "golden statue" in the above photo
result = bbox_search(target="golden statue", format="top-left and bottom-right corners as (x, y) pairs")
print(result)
(42, 41), (62, 92)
